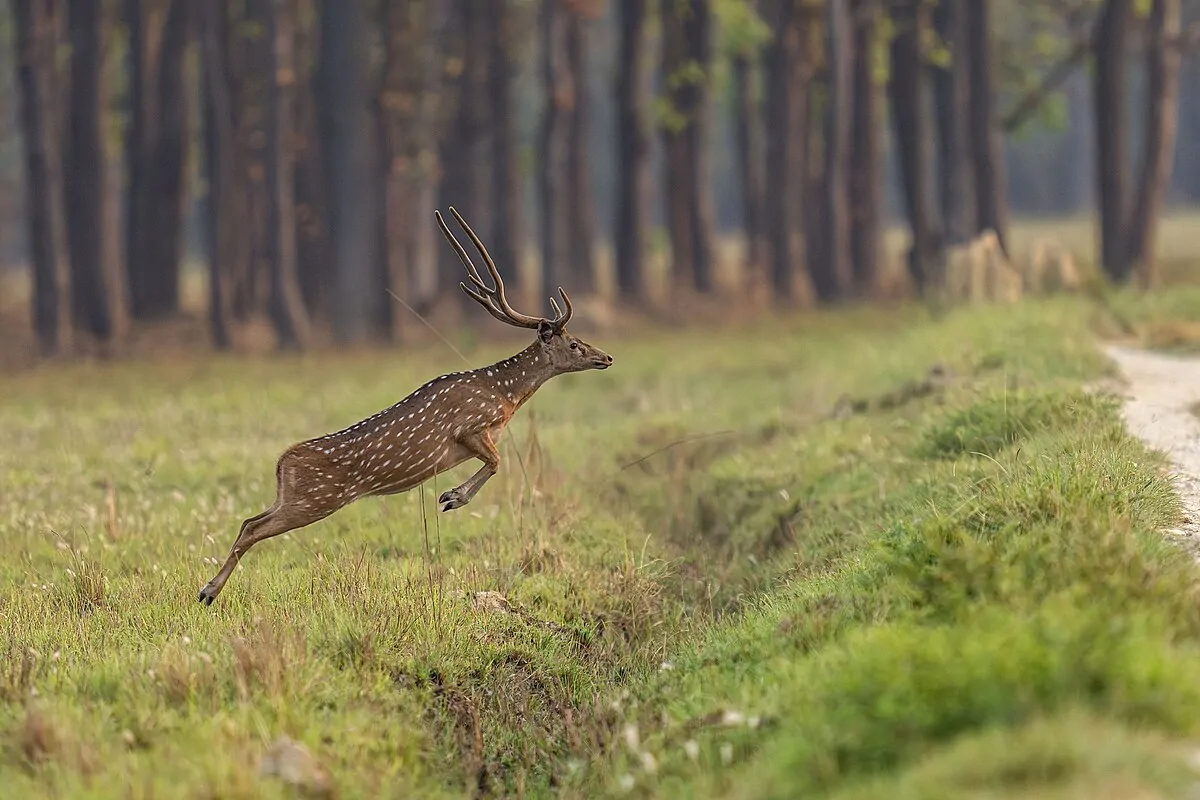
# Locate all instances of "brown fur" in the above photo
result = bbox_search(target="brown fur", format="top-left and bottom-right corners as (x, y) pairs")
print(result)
(198, 208), (612, 605)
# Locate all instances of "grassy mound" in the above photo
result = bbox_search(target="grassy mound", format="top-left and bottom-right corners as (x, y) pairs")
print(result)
(1, 296), (1199, 798)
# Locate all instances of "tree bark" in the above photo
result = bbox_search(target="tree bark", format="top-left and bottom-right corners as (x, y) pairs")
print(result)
(64, 0), (114, 339)
(200, 0), (242, 350)
(888, 0), (943, 295)
(293, 0), (329, 319)
(440, 0), (490, 300)
(564, 8), (597, 293)
(540, 0), (570, 300)
(813, 0), (852, 302)
(1126, 0), (1181, 288)
(14, 0), (69, 354)
(489, 0), (526, 294)
(1094, 0), (1134, 282)
(848, 0), (883, 295)
(264, 0), (310, 349)
(764, 0), (810, 302)
(318, 0), (380, 344)
(733, 47), (765, 284)
(661, 0), (717, 294)
(613, 0), (651, 301)
(964, 0), (1010, 254)
(126, 0), (191, 320)
(931, 0), (974, 243)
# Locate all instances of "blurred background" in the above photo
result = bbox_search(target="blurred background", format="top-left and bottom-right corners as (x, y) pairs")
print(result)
(0, 0), (1196, 365)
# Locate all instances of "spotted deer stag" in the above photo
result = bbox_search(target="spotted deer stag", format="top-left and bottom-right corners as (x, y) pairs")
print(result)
(198, 207), (613, 605)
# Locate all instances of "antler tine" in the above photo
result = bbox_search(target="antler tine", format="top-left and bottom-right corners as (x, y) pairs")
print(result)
(554, 287), (574, 327)
(434, 210), (490, 292)
(447, 206), (543, 328)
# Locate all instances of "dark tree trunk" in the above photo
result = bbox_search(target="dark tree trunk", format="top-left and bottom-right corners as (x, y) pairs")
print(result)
(440, 0), (490, 300)
(964, 0), (1009, 253)
(540, 0), (569, 299)
(318, 0), (380, 344)
(489, 0), (525, 293)
(888, 0), (942, 295)
(265, 0), (310, 349)
(848, 0), (883, 295)
(764, 0), (810, 302)
(14, 0), (69, 354)
(201, 0), (242, 350)
(931, 0), (974, 243)
(1126, 0), (1181, 287)
(813, 0), (852, 301)
(294, 0), (329, 319)
(1094, 0), (1134, 282)
(613, 0), (651, 301)
(733, 48), (765, 284)
(685, 0), (718, 294)
(661, 0), (717, 293)
(64, 0), (113, 339)
(564, 9), (597, 294)
(126, 0), (190, 320)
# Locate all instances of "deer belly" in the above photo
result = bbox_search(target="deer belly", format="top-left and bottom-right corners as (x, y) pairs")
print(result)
(361, 438), (474, 497)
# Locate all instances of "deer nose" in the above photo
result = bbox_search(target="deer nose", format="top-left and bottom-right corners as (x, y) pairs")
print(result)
(602, 354), (613, 365)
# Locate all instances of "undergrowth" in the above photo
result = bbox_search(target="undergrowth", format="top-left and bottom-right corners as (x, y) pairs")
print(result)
(2, 295), (1199, 798)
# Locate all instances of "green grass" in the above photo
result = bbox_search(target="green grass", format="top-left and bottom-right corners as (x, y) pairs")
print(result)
(3, 295), (1200, 798)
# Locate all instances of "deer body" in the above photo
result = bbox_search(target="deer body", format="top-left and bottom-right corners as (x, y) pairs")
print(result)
(198, 208), (612, 605)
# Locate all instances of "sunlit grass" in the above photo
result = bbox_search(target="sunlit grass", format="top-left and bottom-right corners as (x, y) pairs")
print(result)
(4, 292), (1200, 797)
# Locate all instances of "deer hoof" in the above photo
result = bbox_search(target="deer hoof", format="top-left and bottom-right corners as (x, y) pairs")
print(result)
(198, 584), (218, 606)
(439, 489), (467, 512)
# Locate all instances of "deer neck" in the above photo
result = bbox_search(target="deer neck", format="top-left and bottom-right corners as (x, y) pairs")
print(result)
(486, 342), (557, 408)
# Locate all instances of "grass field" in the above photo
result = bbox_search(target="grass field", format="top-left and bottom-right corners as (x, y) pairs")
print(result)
(7, 284), (1200, 798)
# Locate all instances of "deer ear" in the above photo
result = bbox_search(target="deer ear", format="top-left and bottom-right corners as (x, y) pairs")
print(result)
(537, 321), (555, 343)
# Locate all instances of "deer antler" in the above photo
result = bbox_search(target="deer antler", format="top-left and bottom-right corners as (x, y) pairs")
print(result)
(435, 206), (573, 330)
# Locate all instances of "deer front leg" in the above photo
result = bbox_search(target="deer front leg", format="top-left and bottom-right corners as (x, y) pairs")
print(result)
(439, 431), (500, 512)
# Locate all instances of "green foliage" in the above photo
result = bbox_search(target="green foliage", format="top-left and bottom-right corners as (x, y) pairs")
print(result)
(3, 294), (1200, 797)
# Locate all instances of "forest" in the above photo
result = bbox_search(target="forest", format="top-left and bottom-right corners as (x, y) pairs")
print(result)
(0, 0), (1194, 363)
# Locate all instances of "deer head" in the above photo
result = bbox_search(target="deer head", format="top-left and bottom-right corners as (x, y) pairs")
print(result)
(436, 207), (613, 375)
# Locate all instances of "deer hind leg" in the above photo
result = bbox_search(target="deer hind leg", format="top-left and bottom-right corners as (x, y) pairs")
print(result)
(198, 453), (340, 605)
(439, 431), (500, 513)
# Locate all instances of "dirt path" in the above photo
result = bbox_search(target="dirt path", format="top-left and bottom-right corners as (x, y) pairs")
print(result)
(1104, 345), (1200, 554)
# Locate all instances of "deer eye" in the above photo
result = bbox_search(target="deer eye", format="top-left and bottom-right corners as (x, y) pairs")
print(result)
(569, 341), (579, 350)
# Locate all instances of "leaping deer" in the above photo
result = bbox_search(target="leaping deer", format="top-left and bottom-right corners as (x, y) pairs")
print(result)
(198, 207), (613, 605)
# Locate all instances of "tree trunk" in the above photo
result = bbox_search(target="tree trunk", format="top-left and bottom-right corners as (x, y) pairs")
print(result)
(318, 0), (380, 344)
(613, 0), (651, 301)
(814, 0), (852, 301)
(1126, 0), (1181, 288)
(685, 0), (718, 294)
(64, 0), (114, 340)
(660, 0), (692, 291)
(964, 0), (1009, 254)
(661, 0), (717, 294)
(14, 0), (69, 354)
(264, 0), (310, 349)
(564, 8), (597, 294)
(126, 0), (191, 320)
(489, 0), (526, 294)
(888, 0), (942, 295)
(733, 48), (765, 285)
(293, 0), (329, 319)
(1094, 0), (1134, 282)
(931, 0), (974, 243)
(764, 0), (810, 302)
(848, 0), (883, 296)
(540, 0), (570, 300)
(439, 0), (490, 300)
(200, 0), (242, 350)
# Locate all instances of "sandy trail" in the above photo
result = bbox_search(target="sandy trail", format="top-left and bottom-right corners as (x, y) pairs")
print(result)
(1104, 344), (1200, 553)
